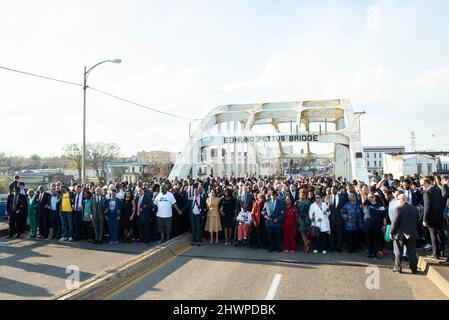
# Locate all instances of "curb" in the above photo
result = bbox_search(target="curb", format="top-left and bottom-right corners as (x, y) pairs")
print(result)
(0, 220), (9, 237)
(418, 256), (449, 299)
(52, 233), (192, 300)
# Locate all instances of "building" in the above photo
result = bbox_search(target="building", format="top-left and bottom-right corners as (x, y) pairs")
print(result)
(137, 151), (177, 164)
(137, 151), (176, 177)
(14, 169), (74, 187)
(169, 99), (369, 181)
(107, 162), (148, 183)
(363, 146), (405, 176)
(437, 155), (449, 174)
(383, 154), (438, 177)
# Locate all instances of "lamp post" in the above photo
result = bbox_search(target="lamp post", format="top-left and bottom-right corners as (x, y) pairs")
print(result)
(82, 59), (121, 184)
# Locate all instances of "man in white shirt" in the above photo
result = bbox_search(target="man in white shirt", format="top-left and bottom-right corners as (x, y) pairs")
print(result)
(189, 187), (205, 246)
(154, 185), (182, 244)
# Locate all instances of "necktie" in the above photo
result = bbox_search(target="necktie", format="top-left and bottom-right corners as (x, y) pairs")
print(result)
(13, 196), (18, 211)
(138, 197), (143, 209)
(39, 193), (43, 202)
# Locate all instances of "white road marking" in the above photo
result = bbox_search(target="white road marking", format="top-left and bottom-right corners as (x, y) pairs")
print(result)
(265, 273), (282, 300)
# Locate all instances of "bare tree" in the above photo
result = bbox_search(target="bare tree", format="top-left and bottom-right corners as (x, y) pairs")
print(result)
(62, 144), (83, 179)
(28, 154), (42, 169)
(88, 143), (121, 181)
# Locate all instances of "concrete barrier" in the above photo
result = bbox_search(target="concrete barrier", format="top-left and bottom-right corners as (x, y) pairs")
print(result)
(418, 256), (449, 299)
(53, 233), (192, 300)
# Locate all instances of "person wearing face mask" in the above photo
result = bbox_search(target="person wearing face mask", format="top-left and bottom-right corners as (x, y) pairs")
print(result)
(308, 194), (330, 254)
(105, 189), (121, 245)
(341, 193), (362, 253)
(362, 192), (388, 259)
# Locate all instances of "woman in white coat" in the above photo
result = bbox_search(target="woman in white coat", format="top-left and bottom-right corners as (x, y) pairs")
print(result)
(308, 194), (331, 254)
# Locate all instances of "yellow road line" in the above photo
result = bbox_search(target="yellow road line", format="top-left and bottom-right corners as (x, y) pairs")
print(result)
(101, 244), (192, 300)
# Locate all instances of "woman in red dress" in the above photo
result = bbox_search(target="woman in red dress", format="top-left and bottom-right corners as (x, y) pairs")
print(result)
(282, 194), (299, 253)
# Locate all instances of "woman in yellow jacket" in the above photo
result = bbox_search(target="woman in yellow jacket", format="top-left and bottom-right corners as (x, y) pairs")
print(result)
(27, 189), (38, 238)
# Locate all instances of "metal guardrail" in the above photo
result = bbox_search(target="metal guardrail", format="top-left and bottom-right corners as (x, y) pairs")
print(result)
(0, 194), (7, 219)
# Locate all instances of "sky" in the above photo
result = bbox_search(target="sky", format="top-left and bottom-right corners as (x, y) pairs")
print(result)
(0, 0), (448, 157)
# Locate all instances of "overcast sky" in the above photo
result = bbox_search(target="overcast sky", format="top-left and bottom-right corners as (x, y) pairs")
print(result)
(1, 0), (448, 157)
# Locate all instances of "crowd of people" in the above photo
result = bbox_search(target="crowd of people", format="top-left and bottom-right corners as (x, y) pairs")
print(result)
(5, 172), (449, 273)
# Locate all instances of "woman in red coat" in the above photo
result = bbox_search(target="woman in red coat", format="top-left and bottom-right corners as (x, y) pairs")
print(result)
(282, 194), (299, 252)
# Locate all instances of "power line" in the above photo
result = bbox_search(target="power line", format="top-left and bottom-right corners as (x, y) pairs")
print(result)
(89, 86), (192, 121)
(0, 65), (82, 87)
(0, 64), (192, 121)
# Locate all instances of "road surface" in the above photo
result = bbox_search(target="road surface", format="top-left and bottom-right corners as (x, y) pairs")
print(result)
(108, 243), (446, 300)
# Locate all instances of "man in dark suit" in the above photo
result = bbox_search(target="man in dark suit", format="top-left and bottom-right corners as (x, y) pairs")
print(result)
(390, 194), (420, 273)
(328, 186), (346, 252)
(422, 177), (446, 259)
(289, 183), (299, 202)
(186, 187), (207, 246)
(6, 186), (27, 238)
(8, 176), (20, 194)
(172, 185), (187, 237)
(135, 188), (153, 243)
(72, 185), (84, 241)
(91, 187), (106, 244)
(36, 185), (51, 239)
(263, 191), (286, 252)
(402, 179), (419, 206)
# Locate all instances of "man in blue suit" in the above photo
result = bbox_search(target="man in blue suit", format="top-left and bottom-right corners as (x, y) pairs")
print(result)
(263, 191), (286, 252)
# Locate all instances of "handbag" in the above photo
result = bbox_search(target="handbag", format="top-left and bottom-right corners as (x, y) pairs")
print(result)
(308, 213), (320, 238)
(384, 224), (391, 242)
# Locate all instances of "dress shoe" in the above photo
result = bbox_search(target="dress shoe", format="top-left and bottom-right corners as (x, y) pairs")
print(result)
(336, 248), (342, 252)
(428, 255), (441, 260)
(6, 235), (13, 239)
(392, 268), (402, 273)
(15, 234), (21, 239)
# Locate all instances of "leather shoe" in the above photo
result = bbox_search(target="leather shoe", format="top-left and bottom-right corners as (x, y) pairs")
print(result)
(6, 235), (13, 239)
(392, 268), (402, 273)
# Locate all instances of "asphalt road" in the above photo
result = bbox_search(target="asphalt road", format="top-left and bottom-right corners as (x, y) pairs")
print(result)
(109, 243), (447, 300)
(0, 236), (153, 300)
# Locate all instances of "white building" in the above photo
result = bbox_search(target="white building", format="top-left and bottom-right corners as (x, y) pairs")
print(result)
(383, 154), (438, 177)
(437, 155), (449, 173)
(363, 146), (405, 176)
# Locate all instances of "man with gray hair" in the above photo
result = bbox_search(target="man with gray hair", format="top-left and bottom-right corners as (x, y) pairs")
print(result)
(390, 194), (419, 274)
(91, 187), (105, 244)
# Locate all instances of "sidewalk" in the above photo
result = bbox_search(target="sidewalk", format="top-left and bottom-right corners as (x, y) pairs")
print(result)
(418, 250), (449, 298)
(0, 220), (8, 237)
(0, 234), (155, 300)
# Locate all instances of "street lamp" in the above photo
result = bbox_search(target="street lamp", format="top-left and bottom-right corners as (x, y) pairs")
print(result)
(82, 59), (121, 184)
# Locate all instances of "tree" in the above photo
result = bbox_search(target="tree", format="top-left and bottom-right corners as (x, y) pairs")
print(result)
(62, 144), (83, 179)
(0, 174), (10, 194)
(88, 143), (120, 181)
(28, 154), (42, 169)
